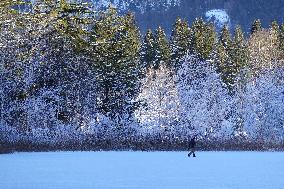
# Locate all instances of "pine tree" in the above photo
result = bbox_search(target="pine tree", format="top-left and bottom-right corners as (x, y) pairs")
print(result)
(269, 21), (281, 60)
(154, 26), (171, 69)
(271, 20), (280, 34)
(90, 7), (141, 123)
(32, 0), (93, 124)
(204, 23), (217, 59)
(231, 25), (248, 74)
(170, 18), (191, 68)
(190, 18), (216, 60)
(190, 18), (204, 56)
(219, 25), (232, 49)
(216, 25), (234, 91)
(280, 24), (284, 59)
(250, 19), (262, 35)
(54, 0), (90, 51)
(248, 29), (281, 78)
(231, 25), (248, 136)
(272, 22), (284, 60)
(141, 29), (156, 70)
(216, 25), (248, 93)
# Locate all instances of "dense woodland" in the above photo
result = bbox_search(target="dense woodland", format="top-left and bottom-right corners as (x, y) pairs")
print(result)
(0, 1), (284, 152)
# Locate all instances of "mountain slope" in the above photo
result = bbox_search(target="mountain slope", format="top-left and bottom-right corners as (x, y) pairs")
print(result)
(91, 0), (284, 34)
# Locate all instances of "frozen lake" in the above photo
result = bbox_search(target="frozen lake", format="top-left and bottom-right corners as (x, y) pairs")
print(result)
(1, 151), (284, 189)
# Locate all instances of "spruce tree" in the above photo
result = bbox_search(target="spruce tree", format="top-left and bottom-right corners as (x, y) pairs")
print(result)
(141, 29), (156, 70)
(170, 18), (191, 68)
(280, 24), (284, 58)
(204, 23), (217, 60)
(55, 0), (90, 51)
(0, 0), (27, 130)
(154, 26), (171, 69)
(35, 0), (92, 124)
(216, 25), (234, 91)
(270, 21), (281, 59)
(190, 18), (204, 56)
(219, 25), (232, 49)
(217, 25), (248, 92)
(271, 20), (280, 34)
(191, 18), (216, 60)
(231, 25), (248, 74)
(231, 25), (248, 137)
(217, 42), (233, 91)
(90, 7), (141, 122)
(271, 21), (284, 60)
(250, 19), (262, 35)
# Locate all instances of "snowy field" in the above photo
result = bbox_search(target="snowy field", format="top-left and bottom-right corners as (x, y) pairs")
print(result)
(1, 152), (284, 189)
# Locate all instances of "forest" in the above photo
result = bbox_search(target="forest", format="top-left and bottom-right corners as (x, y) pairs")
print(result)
(0, 0), (284, 153)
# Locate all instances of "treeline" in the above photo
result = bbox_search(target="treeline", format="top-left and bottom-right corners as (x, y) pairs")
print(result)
(0, 1), (284, 152)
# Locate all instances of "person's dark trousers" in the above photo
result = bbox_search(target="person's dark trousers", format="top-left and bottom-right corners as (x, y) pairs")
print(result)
(188, 148), (196, 157)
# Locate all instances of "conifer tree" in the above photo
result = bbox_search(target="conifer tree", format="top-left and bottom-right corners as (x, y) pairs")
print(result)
(269, 21), (281, 60)
(231, 25), (248, 75)
(190, 18), (216, 60)
(154, 26), (171, 69)
(217, 25), (248, 92)
(190, 18), (204, 56)
(213, 26), (247, 135)
(53, 0), (91, 51)
(219, 25), (232, 49)
(231, 26), (248, 135)
(170, 18), (191, 68)
(203, 23), (216, 59)
(271, 21), (280, 34)
(90, 7), (141, 123)
(280, 24), (284, 59)
(250, 19), (262, 35)
(216, 25), (234, 91)
(0, 0), (25, 130)
(141, 29), (156, 70)
(31, 0), (93, 124)
(248, 29), (281, 77)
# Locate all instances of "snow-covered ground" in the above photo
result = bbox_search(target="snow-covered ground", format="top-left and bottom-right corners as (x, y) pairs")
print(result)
(1, 152), (284, 189)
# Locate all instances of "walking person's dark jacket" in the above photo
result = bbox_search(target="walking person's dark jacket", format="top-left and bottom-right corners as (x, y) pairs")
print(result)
(188, 137), (197, 157)
(189, 138), (196, 148)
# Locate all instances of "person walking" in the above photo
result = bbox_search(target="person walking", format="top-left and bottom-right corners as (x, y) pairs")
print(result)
(188, 136), (196, 157)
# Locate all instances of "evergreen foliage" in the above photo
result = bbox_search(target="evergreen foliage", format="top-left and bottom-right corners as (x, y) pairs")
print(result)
(250, 19), (262, 35)
(1, 1), (284, 150)
(216, 25), (248, 92)
(90, 7), (141, 123)
(190, 18), (216, 60)
(170, 18), (191, 68)
(219, 25), (232, 49)
(154, 26), (171, 68)
(231, 25), (248, 73)
(271, 21), (280, 34)
(279, 24), (284, 58)
(141, 29), (156, 70)
(216, 25), (234, 91)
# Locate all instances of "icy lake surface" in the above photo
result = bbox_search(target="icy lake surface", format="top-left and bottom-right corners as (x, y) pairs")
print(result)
(1, 151), (284, 189)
